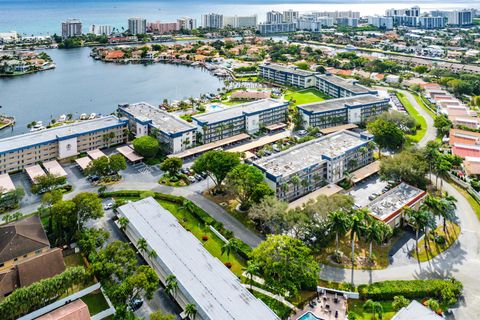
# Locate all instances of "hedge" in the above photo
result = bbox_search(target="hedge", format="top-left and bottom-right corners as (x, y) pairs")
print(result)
(358, 279), (463, 301)
(101, 190), (252, 260)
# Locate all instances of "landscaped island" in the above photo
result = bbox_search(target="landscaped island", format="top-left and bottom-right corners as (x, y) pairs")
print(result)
(0, 51), (55, 76)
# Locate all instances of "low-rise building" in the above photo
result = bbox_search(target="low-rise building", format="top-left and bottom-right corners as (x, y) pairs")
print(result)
(298, 94), (389, 129)
(253, 130), (373, 202)
(392, 300), (442, 320)
(118, 102), (196, 153)
(37, 299), (91, 320)
(260, 64), (318, 88)
(0, 116), (127, 174)
(367, 182), (426, 228)
(117, 197), (279, 320)
(315, 73), (377, 98)
(192, 99), (288, 144)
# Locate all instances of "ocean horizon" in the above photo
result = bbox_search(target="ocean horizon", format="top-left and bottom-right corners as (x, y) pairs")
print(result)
(1, 0), (479, 35)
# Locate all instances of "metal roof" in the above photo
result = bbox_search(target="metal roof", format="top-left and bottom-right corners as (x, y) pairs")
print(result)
(260, 64), (318, 77)
(316, 73), (373, 94)
(117, 198), (279, 320)
(298, 94), (388, 113)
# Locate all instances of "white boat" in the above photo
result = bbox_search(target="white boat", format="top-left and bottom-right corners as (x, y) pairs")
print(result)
(88, 113), (96, 119)
(30, 121), (45, 132)
(58, 114), (66, 122)
(80, 113), (88, 120)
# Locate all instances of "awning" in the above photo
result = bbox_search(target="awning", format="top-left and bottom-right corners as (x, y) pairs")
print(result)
(169, 133), (250, 159)
(25, 165), (46, 182)
(116, 145), (144, 162)
(87, 149), (107, 160)
(75, 156), (92, 171)
(43, 160), (68, 178)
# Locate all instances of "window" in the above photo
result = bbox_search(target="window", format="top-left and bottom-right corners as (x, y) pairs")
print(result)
(66, 144), (72, 151)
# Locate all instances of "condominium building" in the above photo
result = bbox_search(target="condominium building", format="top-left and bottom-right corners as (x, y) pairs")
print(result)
(335, 17), (359, 28)
(266, 11), (284, 24)
(61, 19), (82, 38)
(177, 17), (197, 30)
(314, 11), (360, 19)
(368, 16), (394, 30)
(223, 15), (258, 28)
(282, 10), (299, 23)
(316, 73), (377, 98)
(89, 24), (112, 35)
(253, 130), (373, 202)
(192, 99), (288, 144)
(386, 6), (420, 17)
(298, 95), (390, 129)
(201, 13), (223, 29)
(128, 17), (147, 35)
(117, 197), (280, 320)
(260, 64), (318, 88)
(257, 22), (296, 34)
(418, 16), (446, 29)
(0, 116), (127, 174)
(147, 21), (179, 34)
(446, 10), (474, 26)
(118, 102), (196, 154)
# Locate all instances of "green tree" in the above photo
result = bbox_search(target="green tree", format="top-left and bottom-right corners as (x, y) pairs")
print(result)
(407, 208), (435, 254)
(226, 164), (269, 210)
(150, 310), (175, 320)
(85, 154), (126, 178)
(426, 299), (440, 312)
(51, 200), (78, 245)
(137, 237), (148, 254)
(0, 188), (25, 213)
(91, 241), (137, 282)
(133, 135), (159, 158)
(191, 150), (241, 193)
(250, 183), (275, 204)
(363, 299), (383, 320)
(367, 118), (405, 153)
(110, 265), (159, 308)
(185, 303), (197, 320)
(248, 196), (289, 234)
(165, 274), (178, 298)
(349, 209), (369, 263)
(160, 157), (183, 177)
(78, 227), (110, 260)
(251, 235), (319, 296)
(327, 210), (352, 253)
(221, 238), (241, 261)
(392, 295), (410, 311)
(433, 114), (452, 137)
(32, 173), (66, 194)
(72, 192), (104, 230)
(244, 262), (259, 290)
(364, 219), (391, 260)
(118, 217), (129, 231)
(379, 149), (428, 189)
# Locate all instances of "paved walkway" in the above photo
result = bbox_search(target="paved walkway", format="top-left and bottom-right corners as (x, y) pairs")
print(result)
(244, 284), (299, 311)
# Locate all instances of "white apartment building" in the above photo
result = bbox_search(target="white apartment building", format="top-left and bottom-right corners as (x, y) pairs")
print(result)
(128, 17), (147, 35)
(61, 19), (82, 38)
(223, 15), (258, 28)
(201, 13), (223, 29)
(177, 17), (197, 30)
(89, 24), (112, 35)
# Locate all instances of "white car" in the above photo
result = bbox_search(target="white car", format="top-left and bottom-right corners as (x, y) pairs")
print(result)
(104, 203), (114, 210)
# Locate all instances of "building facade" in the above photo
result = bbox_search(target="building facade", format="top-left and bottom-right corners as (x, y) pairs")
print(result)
(253, 130), (374, 202)
(201, 13), (224, 29)
(418, 16), (445, 29)
(89, 24), (112, 35)
(368, 16), (394, 30)
(0, 116), (127, 174)
(316, 73), (377, 98)
(257, 22), (297, 34)
(147, 21), (179, 34)
(298, 95), (390, 129)
(223, 15), (258, 28)
(118, 102), (196, 154)
(128, 17), (147, 35)
(260, 64), (318, 88)
(192, 99), (288, 144)
(61, 19), (82, 38)
(177, 17), (197, 30)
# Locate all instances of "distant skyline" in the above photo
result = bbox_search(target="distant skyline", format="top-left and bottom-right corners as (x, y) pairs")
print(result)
(0, 0), (478, 35)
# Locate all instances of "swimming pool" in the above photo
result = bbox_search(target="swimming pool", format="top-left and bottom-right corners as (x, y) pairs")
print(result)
(210, 105), (222, 111)
(298, 311), (322, 320)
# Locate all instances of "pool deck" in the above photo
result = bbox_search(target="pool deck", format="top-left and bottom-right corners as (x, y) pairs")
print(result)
(293, 292), (347, 320)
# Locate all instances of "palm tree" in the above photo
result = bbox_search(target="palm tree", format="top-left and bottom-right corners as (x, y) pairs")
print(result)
(349, 209), (369, 263)
(137, 237), (148, 254)
(327, 211), (352, 253)
(221, 238), (241, 261)
(148, 249), (157, 259)
(407, 208), (434, 254)
(244, 262), (259, 290)
(185, 303), (197, 319)
(440, 193), (457, 233)
(364, 219), (384, 260)
(118, 217), (129, 231)
(424, 141), (440, 182)
(363, 299), (383, 320)
(435, 157), (452, 189)
(165, 275), (178, 298)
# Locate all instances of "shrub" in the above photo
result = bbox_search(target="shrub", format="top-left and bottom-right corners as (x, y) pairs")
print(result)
(358, 279), (463, 302)
(132, 135), (159, 159)
(202, 235), (209, 241)
(392, 295), (410, 311)
(435, 235), (446, 245)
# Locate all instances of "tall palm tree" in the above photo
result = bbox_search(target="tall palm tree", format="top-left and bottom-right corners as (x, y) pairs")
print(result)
(137, 237), (148, 254)
(165, 275), (178, 298)
(424, 140), (441, 182)
(407, 208), (434, 254)
(148, 249), (157, 259)
(185, 303), (197, 319)
(221, 238), (241, 261)
(439, 193), (457, 233)
(435, 157), (452, 189)
(244, 262), (259, 290)
(327, 210), (352, 253)
(349, 209), (369, 263)
(364, 219), (383, 260)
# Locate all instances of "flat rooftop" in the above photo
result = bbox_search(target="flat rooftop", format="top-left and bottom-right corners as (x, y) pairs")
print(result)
(367, 182), (426, 222)
(117, 198), (279, 320)
(317, 74), (373, 94)
(254, 130), (367, 178)
(298, 94), (387, 113)
(0, 116), (125, 155)
(193, 98), (286, 125)
(120, 102), (195, 134)
(261, 64), (317, 77)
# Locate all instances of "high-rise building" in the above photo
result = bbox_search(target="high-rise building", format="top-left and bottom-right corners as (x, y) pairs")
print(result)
(147, 21), (179, 34)
(61, 19), (82, 38)
(335, 17), (359, 28)
(282, 10), (299, 23)
(128, 17), (147, 35)
(314, 11), (360, 19)
(223, 15), (258, 28)
(446, 10), (474, 26)
(418, 16), (445, 29)
(201, 13), (224, 29)
(177, 17), (197, 30)
(368, 16), (394, 30)
(386, 6), (420, 17)
(89, 24), (112, 35)
(266, 11), (284, 24)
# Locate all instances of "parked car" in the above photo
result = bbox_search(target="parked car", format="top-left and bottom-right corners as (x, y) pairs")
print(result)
(104, 202), (114, 210)
(194, 174), (203, 181)
(128, 298), (143, 311)
(187, 176), (196, 183)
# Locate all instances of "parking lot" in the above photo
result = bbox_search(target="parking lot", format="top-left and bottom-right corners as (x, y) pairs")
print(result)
(347, 174), (389, 207)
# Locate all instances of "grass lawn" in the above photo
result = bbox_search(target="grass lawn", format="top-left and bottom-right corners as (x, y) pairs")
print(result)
(284, 88), (329, 106)
(64, 253), (85, 268)
(348, 299), (396, 320)
(396, 91), (427, 143)
(411, 92), (436, 118)
(413, 222), (460, 262)
(450, 181), (480, 221)
(316, 231), (404, 270)
(251, 290), (293, 319)
(82, 290), (110, 315)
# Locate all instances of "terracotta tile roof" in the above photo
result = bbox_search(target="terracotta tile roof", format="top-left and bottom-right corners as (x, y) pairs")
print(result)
(464, 158), (480, 176)
(452, 145), (480, 158)
(0, 215), (50, 264)
(449, 129), (480, 146)
(37, 299), (91, 320)
(105, 50), (125, 60)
